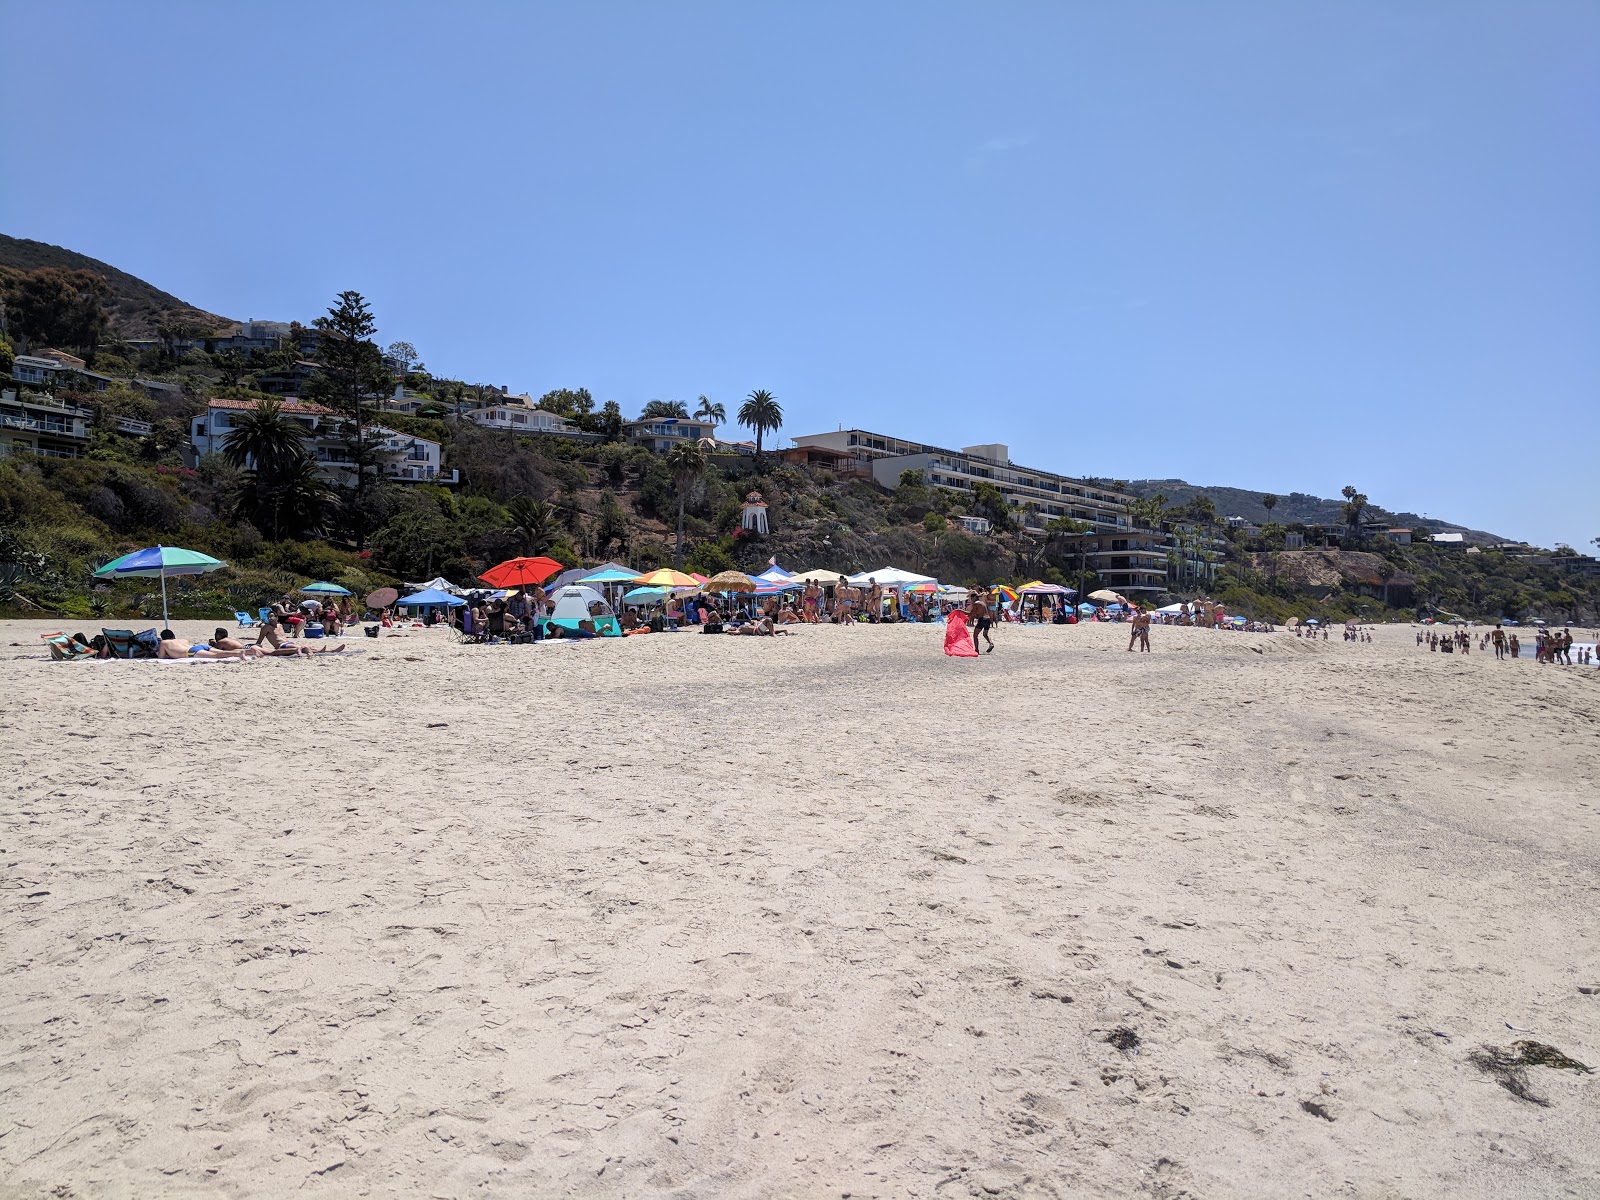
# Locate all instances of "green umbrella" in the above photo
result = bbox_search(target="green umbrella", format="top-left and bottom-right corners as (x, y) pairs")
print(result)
(92, 544), (226, 628)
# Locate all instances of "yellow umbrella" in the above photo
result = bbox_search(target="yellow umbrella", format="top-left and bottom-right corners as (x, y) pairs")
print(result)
(634, 568), (700, 589)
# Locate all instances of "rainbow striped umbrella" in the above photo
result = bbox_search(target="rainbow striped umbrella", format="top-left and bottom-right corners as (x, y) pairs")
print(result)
(993, 586), (1019, 604)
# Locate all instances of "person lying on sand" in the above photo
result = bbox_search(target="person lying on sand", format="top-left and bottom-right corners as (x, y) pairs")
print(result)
(158, 630), (260, 660)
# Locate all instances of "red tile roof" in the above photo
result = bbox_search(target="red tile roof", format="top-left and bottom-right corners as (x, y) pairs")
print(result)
(207, 397), (335, 414)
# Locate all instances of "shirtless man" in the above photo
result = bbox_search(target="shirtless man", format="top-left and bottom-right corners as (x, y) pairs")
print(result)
(1128, 606), (1152, 652)
(253, 614), (347, 656)
(158, 629), (258, 660)
(969, 590), (994, 653)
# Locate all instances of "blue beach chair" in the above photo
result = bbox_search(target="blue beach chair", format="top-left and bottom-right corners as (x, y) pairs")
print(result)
(236, 610), (256, 627)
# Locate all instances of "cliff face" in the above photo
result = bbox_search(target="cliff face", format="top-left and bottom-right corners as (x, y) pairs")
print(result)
(1248, 549), (1413, 598)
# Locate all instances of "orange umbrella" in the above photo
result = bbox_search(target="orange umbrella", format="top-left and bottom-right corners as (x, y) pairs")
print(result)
(479, 556), (565, 588)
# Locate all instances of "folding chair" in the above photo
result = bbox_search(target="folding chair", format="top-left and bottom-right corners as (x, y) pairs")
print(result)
(100, 628), (140, 659)
(43, 633), (95, 661)
(236, 610), (256, 627)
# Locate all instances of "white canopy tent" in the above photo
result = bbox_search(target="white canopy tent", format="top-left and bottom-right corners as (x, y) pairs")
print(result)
(405, 576), (468, 596)
(789, 567), (851, 585)
(846, 566), (937, 586)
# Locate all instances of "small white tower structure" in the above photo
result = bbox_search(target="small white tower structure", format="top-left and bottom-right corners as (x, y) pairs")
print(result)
(740, 490), (769, 535)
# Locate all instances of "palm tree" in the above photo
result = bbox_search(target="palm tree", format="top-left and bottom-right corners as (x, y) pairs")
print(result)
(222, 399), (307, 474)
(665, 441), (705, 567)
(1341, 485), (1368, 542)
(694, 395), (726, 430)
(1261, 493), (1278, 520)
(737, 389), (783, 458)
(505, 496), (557, 556)
(232, 450), (336, 541)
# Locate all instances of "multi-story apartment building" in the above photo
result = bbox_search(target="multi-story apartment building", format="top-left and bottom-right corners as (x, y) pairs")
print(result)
(788, 429), (1133, 531)
(1048, 529), (1219, 596)
(187, 398), (456, 485)
(0, 389), (95, 459)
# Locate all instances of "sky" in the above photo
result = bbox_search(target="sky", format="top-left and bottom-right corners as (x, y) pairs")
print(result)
(5, 1), (1597, 549)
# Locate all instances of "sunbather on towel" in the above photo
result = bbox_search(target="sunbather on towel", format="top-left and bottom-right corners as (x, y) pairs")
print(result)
(158, 630), (259, 660)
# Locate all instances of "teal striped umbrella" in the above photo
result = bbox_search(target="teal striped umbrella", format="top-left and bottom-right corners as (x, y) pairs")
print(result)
(93, 544), (226, 627)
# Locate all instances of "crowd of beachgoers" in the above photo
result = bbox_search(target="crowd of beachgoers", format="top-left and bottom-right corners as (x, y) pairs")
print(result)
(1416, 623), (1594, 664)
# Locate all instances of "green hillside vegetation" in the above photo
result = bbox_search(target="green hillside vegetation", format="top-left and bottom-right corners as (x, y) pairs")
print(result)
(0, 257), (1593, 626)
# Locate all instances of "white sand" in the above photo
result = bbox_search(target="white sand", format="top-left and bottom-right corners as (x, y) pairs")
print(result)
(1, 618), (1596, 1197)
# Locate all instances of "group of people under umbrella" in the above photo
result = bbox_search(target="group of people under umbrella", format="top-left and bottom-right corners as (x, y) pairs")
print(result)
(380, 558), (1103, 640)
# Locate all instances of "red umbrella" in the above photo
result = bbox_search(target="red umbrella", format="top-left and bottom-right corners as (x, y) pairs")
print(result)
(479, 557), (565, 589)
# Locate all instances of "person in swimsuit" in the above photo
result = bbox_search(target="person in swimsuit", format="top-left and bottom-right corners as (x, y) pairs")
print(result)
(158, 630), (259, 660)
(969, 590), (994, 652)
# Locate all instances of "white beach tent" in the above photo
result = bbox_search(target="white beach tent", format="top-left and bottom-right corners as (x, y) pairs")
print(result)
(549, 586), (611, 620)
(1155, 603), (1186, 615)
(846, 566), (937, 586)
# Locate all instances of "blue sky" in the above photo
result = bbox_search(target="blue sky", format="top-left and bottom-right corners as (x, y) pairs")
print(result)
(7, 2), (1596, 548)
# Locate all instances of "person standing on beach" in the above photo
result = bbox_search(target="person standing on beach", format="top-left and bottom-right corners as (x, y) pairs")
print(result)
(1491, 625), (1506, 659)
(1128, 606), (1152, 652)
(969, 589), (995, 653)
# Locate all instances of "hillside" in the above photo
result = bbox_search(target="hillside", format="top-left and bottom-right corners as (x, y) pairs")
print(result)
(1124, 478), (1507, 543)
(0, 234), (233, 338)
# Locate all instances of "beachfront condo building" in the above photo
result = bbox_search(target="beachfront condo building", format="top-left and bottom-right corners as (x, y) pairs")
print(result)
(187, 398), (458, 485)
(788, 429), (1134, 533)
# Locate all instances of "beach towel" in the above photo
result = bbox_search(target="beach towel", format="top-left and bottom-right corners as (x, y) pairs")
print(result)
(943, 609), (979, 657)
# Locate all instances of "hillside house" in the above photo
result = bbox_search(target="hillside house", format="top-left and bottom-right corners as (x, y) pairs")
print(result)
(0, 388), (95, 459)
(186, 398), (455, 485)
(626, 416), (714, 453)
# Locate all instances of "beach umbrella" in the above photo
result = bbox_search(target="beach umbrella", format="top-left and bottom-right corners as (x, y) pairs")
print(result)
(1077, 602), (1095, 615)
(704, 570), (758, 593)
(905, 582), (941, 594)
(993, 585), (1019, 604)
(791, 567), (850, 585)
(1019, 582), (1074, 595)
(406, 576), (468, 595)
(579, 569), (646, 588)
(622, 586), (671, 604)
(635, 568), (699, 589)
(1087, 589), (1125, 603)
(301, 581), (353, 596)
(755, 562), (796, 583)
(479, 556), (564, 589)
(93, 544), (226, 628)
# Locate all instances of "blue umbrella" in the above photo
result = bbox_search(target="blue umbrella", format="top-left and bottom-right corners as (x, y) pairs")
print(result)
(622, 586), (671, 604)
(301, 581), (353, 596)
(578, 567), (643, 584)
(92, 544), (226, 628)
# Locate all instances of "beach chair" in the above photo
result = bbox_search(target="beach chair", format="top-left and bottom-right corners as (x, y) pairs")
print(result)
(100, 628), (150, 659)
(258, 607), (273, 625)
(43, 633), (95, 661)
(235, 610), (256, 627)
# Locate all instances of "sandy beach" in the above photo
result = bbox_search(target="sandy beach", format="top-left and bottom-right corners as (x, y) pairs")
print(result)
(1, 617), (1596, 1198)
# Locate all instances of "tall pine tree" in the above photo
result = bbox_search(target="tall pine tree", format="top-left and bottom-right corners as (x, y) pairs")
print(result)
(307, 291), (390, 546)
